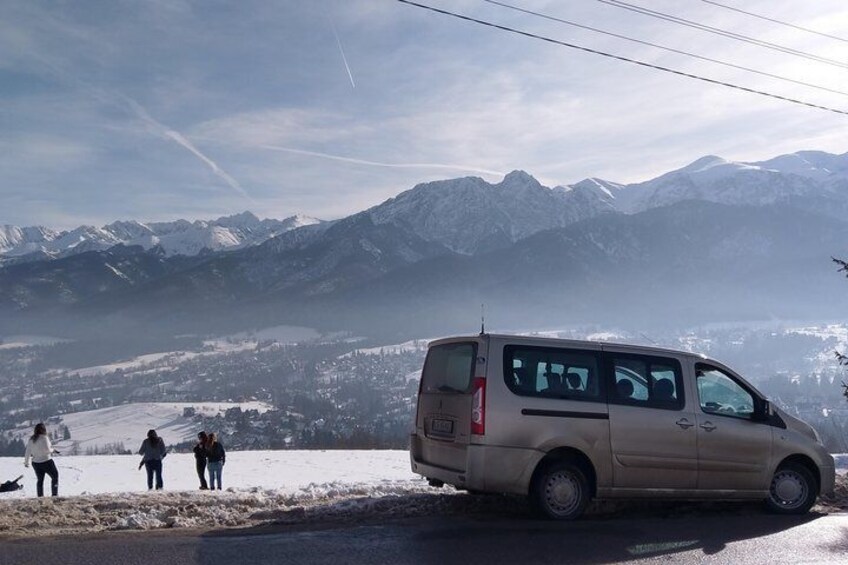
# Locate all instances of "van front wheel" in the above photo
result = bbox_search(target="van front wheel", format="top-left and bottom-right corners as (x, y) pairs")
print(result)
(765, 463), (817, 515)
(531, 461), (590, 520)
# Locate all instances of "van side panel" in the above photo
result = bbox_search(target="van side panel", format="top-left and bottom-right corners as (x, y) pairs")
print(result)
(483, 337), (613, 492)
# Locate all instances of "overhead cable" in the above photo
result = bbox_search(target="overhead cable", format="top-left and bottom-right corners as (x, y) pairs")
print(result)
(699, 0), (848, 44)
(593, 0), (848, 70)
(480, 0), (848, 98)
(395, 0), (848, 117)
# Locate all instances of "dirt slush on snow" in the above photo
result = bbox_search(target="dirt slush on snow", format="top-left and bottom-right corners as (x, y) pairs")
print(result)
(0, 451), (846, 537)
(0, 450), (446, 535)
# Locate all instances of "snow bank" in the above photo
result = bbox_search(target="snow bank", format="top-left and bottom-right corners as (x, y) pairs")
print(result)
(0, 480), (448, 535)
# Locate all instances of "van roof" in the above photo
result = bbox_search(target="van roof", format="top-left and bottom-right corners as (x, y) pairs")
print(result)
(429, 333), (708, 360)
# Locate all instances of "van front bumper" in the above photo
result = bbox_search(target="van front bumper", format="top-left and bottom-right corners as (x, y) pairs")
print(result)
(819, 464), (835, 497)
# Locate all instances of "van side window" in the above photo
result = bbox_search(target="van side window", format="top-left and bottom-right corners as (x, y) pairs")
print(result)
(696, 364), (756, 419)
(504, 346), (601, 401)
(610, 356), (684, 410)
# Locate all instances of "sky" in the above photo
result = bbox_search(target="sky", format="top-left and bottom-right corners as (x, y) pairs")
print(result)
(2, 0), (848, 229)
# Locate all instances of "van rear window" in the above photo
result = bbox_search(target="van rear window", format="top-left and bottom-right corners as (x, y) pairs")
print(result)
(421, 342), (477, 393)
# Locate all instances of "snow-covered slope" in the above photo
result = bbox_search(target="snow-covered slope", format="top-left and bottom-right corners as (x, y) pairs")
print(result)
(588, 150), (848, 214)
(368, 170), (616, 254)
(0, 225), (60, 255)
(5, 402), (272, 454)
(0, 212), (322, 259)
(366, 150), (848, 255)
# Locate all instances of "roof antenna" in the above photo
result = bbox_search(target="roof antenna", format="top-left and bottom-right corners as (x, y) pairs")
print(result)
(480, 303), (486, 335)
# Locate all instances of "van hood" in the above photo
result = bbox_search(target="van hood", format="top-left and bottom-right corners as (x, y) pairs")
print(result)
(774, 406), (821, 445)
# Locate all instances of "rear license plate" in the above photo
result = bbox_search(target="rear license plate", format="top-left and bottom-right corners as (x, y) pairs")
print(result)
(431, 418), (454, 435)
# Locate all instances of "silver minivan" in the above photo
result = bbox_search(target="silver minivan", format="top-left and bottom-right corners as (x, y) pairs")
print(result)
(410, 333), (835, 519)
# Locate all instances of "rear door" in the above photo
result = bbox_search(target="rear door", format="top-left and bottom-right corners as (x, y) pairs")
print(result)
(606, 352), (698, 490)
(414, 339), (481, 472)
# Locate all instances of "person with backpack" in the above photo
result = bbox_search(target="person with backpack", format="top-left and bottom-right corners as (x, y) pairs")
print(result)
(23, 423), (60, 497)
(193, 431), (209, 490)
(138, 429), (167, 490)
(206, 433), (226, 490)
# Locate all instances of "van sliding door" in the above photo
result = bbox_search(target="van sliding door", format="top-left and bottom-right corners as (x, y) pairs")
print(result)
(607, 354), (698, 490)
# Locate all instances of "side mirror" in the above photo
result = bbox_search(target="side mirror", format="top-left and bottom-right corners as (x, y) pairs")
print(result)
(752, 399), (770, 422)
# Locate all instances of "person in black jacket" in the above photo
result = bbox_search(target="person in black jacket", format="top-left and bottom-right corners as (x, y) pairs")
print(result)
(138, 429), (167, 490)
(206, 433), (226, 490)
(193, 432), (209, 490)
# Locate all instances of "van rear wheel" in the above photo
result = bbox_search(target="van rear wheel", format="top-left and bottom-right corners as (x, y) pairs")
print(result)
(531, 461), (590, 520)
(765, 462), (817, 515)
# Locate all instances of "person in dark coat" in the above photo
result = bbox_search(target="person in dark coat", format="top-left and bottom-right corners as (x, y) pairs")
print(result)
(138, 429), (167, 490)
(206, 433), (226, 490)
(193, 431), (209, 490)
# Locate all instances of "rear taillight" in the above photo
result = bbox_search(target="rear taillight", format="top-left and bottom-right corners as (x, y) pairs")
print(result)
(471, 377), (486, 435)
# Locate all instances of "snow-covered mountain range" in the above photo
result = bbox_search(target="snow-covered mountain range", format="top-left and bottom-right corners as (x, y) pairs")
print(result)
(4, 149), (846, 261)
(611, 150), (848, 214)
(366, 150), (848, 254)
(2, 149), (848, 337)
(368, 170), (615, 254)
(0, 212), (321, 260)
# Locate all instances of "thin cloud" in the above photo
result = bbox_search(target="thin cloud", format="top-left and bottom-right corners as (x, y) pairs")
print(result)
(257, 143), (505, 177)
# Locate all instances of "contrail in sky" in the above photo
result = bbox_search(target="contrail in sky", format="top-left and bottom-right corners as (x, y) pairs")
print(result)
(33, 55), (252, 201)
(331, 20), (356, 89)
(257, 143), (505, 177)
(124, 97), (253, 201)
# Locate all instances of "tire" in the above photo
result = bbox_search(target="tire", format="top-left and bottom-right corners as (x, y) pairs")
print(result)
(530, 461), (591, 520)
(764, 462), (817, 515)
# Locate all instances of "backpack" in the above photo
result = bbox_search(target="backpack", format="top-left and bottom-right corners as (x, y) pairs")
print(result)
(0, 476), (23, 493)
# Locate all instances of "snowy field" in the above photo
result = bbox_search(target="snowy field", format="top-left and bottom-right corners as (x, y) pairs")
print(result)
(0, 451), (846, 538)
(30, 324), (321, 379)
(0, 450), (414, 497)
(0, 334), (70, 349)
(5, 402), (272, 453)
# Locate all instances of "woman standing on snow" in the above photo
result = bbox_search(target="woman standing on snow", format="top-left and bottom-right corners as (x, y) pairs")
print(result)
(206, 433), (226, 490)
(23, 422), (60, 497)
(138, 429), (167, 490)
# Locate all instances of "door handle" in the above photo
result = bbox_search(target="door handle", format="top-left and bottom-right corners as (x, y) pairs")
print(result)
(675, 418), (694, 429)
(700, 422), (717, 432)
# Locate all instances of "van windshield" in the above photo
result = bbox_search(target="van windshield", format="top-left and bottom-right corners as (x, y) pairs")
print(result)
(421, 342), (477, 393)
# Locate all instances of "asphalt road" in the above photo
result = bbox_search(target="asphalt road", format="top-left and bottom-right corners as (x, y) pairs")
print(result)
(3, 511), (847, 565)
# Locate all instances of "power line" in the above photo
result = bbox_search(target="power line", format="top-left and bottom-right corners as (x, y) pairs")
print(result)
(479, 0), (848, 98)
(593, 0), (848, 70)
(699, 0), (848, 44)
(395, 0), (848, 117)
